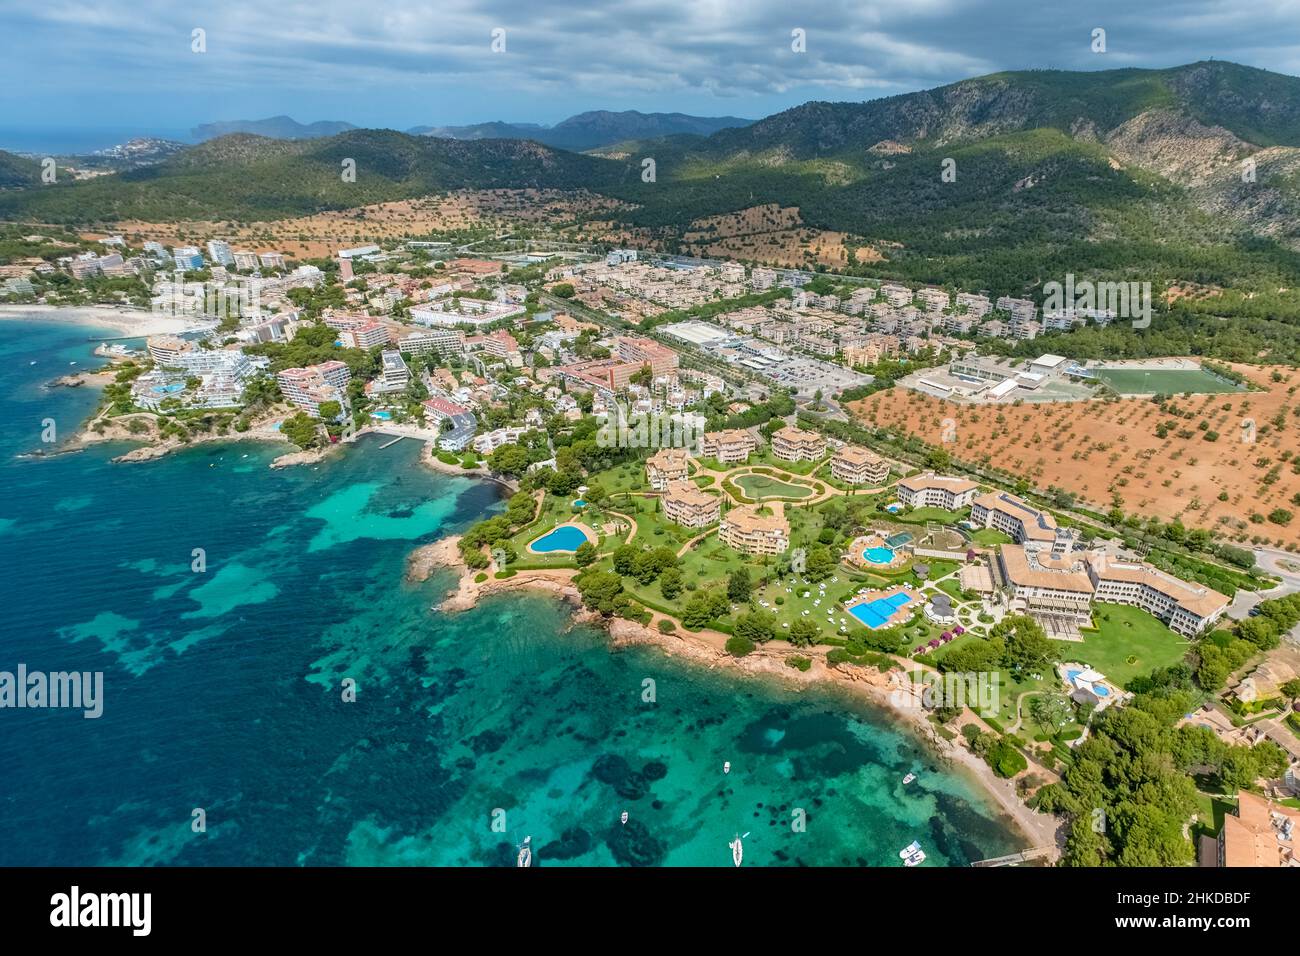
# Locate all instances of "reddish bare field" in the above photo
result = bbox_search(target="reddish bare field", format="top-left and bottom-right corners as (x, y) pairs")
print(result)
(848, 363), (1300, 548)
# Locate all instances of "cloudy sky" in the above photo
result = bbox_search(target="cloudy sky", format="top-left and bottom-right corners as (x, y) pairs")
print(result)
(4, 0), (1300, 139)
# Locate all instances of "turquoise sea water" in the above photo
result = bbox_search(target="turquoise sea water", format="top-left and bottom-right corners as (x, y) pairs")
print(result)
(0, 318), (1024, 866)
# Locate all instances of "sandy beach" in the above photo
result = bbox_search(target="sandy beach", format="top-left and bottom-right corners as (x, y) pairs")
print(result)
(0, 304), (198, 338)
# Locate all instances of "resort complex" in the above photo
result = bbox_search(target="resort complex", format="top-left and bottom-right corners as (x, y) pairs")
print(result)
(661, 480), (721, 528)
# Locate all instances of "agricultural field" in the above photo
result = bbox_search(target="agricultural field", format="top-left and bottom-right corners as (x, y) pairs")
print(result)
(849, 362), (1300, 549)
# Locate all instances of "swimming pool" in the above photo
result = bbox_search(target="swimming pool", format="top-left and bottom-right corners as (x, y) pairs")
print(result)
(848, 593), (912, 628)
(370, 410), (392, 420)
(530, 524), (589, 553)
(885, 503), (903, 513)
(1066, 669), (1111, 697)
(150, 383), (185, 394)
(572, 499), (586, 508)
(862, 546), (896, 565)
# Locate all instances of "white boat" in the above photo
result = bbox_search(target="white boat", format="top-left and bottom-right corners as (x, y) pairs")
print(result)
(729, 832), (748, 867)
(516, 835), (532, 868)
(904, 850), (927, 867)
(723, 761), (731, 774)
(898, 840), (921, 859)
(902, 772), (916, 785)
(620, 811), (628, 825)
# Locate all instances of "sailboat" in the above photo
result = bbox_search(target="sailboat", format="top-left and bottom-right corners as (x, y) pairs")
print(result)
(516, 835), (532, 868)
(729, 832), (748, 867)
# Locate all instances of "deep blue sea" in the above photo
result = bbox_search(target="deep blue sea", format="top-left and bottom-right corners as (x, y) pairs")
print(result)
(0, 318), (1023, 866)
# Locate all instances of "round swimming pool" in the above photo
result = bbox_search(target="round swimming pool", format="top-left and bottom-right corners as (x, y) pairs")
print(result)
(530, 524), (589, 553)
(862, 546), (895, 565)
(572, 499), (586, 508)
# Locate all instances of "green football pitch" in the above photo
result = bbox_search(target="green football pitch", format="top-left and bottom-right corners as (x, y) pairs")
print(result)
(1091, 367), (1242, 395)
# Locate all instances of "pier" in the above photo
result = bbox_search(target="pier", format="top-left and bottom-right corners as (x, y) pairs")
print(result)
(970, 845), (1057, 867)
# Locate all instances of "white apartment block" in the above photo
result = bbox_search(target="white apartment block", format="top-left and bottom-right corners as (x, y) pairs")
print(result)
(896, 473), (979, 510)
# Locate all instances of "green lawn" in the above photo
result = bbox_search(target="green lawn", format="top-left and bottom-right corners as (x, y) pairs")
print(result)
(1092, 367), (1244, 395)
(1052, 604), (1191, 688)
(733, 473), (814, 500)
(751, 449), (825, 475)
(969, 528), (1013, 546)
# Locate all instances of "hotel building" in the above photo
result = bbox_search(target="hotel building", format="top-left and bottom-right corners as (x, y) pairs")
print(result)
(831, 445), (889, 485)
(896, 473), (979, 510)
(1207, 791), (1300, 868)
(994, 544), (1229, 636)
(970, 490), (1058, 545)
(700, 429), (757, 464)
(719, 502), (789, 555)
(662, 480), (721, 529)
(1086, 553), (1229, 637)
(770, 425), (825, 462)
(646, 448), (690, 491)
(994, 545), (1096, 624)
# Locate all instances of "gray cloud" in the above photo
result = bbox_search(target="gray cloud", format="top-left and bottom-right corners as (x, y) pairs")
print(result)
(2, 0), (1298, 129)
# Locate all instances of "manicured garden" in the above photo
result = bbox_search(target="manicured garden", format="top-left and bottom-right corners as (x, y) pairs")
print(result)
(1051, 603), (1191, 688)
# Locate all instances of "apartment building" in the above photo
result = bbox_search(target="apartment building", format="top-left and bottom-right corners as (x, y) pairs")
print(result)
(700, 429), (758, 464)
(917, 287), (951, 312)
(831, 445), (890, 485)
(473, 426), (529, 455)
(719, 502), (789, 555)
(646, 447), (691, 490)
(369, 350), (410, 394)
(970, 490), (1058, 545)
(895, 473), (979, 510)
(173, 246), (204, 270)
(662, 480), (721, 529)
(879, 283), (914, 307)
(277, 360), (352, 416)
(340, 322), (392, 349)
(616, 335), (681, 377)
(258, 252), (286, 270)
(955, 292), (991, 318)
(206, 240), (234, 267)
(770, 425), (825, 462)
(232, 251), (260, 270)
(399, 328), (465, 358)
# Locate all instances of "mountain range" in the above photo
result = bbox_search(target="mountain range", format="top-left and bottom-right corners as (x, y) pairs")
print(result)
(407, 110), (754, 151)
(3, 61), (1300, 308)
(191, 116), (358, 141)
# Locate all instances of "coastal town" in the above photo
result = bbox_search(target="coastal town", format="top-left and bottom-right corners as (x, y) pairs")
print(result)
(5, 223), (1300, 871)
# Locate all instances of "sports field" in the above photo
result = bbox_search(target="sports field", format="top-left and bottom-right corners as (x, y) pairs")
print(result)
(1091, 367), (1242, 395)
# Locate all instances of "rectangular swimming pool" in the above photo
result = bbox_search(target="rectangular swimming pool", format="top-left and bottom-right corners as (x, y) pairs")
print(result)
(848, 593), (912, 629)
